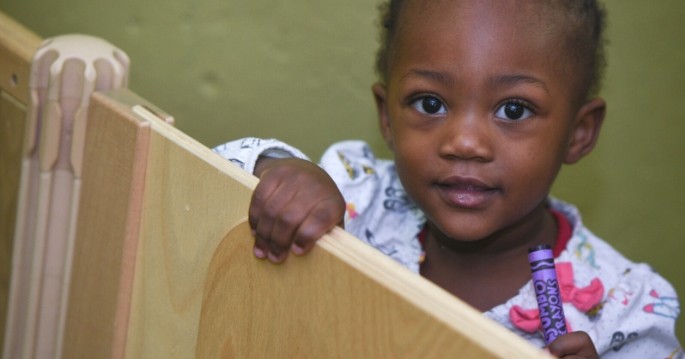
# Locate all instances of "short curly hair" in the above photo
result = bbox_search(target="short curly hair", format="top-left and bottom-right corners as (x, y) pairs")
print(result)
(375, 0), (607, 100)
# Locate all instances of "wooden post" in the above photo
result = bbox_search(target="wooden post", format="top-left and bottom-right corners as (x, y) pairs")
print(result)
(1, 12), (131, 358)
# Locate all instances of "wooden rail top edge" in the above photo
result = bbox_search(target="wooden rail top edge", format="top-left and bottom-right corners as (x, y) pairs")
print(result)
(0, 10), (42, 104)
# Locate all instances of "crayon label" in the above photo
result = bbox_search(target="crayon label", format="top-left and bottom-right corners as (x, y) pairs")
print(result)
(533, 276), (567, 343)
(529, 247), (567, 344)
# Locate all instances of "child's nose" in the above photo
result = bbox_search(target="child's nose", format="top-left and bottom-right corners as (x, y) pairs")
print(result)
(437, 114), (494, 162)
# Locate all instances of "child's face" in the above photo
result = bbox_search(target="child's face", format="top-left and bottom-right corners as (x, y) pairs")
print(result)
(374, 0), (604, 243)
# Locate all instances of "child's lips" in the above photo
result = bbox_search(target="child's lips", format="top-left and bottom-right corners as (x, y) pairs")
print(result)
(435, 176), (499, 208)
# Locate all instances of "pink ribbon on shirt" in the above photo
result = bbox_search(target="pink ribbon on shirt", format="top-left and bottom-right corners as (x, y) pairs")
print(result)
(510, 261), (604, 333)
(556, 262), (604, 312)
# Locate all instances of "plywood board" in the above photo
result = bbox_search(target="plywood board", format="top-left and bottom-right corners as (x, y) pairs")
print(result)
(61, 91), (151, 359)
(61, 89), (256, 359)
(0, 90), (26, 357)
(0, 10), (41, 356)
(0, 11), (40, 105)
(122, 94), (257, 358)
(197, 221), (550, 358)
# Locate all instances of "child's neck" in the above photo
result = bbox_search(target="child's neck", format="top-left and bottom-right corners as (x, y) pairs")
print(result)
(419, 205), (558, 312)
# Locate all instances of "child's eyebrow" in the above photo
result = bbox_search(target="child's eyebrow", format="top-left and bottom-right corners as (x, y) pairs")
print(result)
(399, 69), (549, 95)
(400, 68), (452, 85)
(488, 74), (549, 94)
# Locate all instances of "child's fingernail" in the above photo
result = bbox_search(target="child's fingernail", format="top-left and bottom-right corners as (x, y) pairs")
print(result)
(253, 247), (266, 259)
(291, 244), (305, 255)
(267, 251), (282, 263)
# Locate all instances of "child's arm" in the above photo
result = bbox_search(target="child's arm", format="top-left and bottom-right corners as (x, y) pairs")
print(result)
(213, 138), (345, 263)
(250, 157), (345, 263)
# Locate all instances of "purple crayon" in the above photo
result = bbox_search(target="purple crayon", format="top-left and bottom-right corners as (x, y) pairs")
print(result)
(528, 244), (567, 344)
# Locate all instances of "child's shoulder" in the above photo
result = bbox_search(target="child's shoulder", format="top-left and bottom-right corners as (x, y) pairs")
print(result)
(551, 198), (682, 356)
(319, 140), (396, 183)
(553, 197), (675, 294)
(321, 140), (389, 166)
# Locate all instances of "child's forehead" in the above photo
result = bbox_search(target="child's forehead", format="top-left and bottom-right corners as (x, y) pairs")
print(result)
(399, 0), (564, 34)
(393, 1), (574, 75)
(377, 0), (603, 103)
(388, 0), (583, 100)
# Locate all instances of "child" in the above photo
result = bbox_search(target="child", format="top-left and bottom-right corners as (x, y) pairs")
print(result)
(213, 0), (682, 357)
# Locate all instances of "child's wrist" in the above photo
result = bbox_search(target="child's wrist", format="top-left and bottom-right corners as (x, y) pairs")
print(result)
(254, 156), (279, 177)
(254, 149), (293, 176)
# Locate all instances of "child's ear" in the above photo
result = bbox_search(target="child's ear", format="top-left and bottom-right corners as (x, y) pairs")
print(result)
(564, 98), (606, 164)
(372, 82), (394, 151)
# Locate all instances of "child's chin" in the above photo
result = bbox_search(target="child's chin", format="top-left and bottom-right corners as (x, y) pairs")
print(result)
(433, 222), (498, 244)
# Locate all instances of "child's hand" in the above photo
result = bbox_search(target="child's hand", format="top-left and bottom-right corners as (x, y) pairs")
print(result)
(547, 331), (599, 359)
(250, 157), (345, 263)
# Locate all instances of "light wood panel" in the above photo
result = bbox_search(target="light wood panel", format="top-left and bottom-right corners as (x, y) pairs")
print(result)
(61, 90), (152, 359)
(0, 90), (26, 357)
(122, 93), (257, 358)
(0, 11), (40, 105)
(198, 221), (549, 358)
(0, 10), (41, 356)
(61, 88), (256, 358)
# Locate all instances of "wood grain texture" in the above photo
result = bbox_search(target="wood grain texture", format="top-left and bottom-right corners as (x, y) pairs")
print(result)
(61, 91), (151, 359)
(123, 99), (257, 358)
(0, 11), (41, 105)
(0, 10), (40, 356)
(60, 89), (257, 358)
(197, 221), (551, 358)
(0, 90), (26, 357)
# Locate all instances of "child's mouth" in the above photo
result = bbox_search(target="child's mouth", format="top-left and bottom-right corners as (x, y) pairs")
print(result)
(435, 176), (499, 209)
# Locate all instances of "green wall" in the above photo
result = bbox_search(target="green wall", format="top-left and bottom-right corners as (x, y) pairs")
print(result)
(2, 0), (683, 344)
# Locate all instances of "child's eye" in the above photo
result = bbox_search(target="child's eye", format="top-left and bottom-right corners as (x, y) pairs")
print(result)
(411, 96), (446, 115)
(495, 101), (534, 121)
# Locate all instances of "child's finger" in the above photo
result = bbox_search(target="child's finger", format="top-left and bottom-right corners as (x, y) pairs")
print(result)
(291, 198), (345, 254)
(251, 189), (294, 262)
(252, 236), (269, 259)
(269, 201), (310, 257)
(547, 331), (598, 359)
(253, 176), (293, 223)
(266, 248), (288, 264)
(248, 179), (277, 231)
